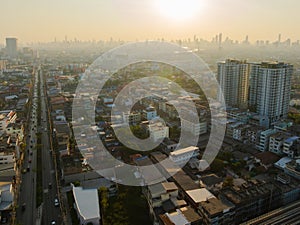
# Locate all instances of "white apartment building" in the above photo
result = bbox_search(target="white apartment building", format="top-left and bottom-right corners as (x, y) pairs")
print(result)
(249, 62), (293, 127)
(283, 136), (300, 158)
(217, 59), (250, 109)
(148, 122), (169, 142)
(269, 132), (290, 155)
(143, 106), (157, 121)
(181, 119), (207, 136)
(122, 112), (141, 125)
(258, 129), (277, 151)
(170, 146), (199, 166)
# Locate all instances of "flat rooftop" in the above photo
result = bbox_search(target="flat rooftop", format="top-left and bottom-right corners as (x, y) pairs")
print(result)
(170, 146), (198, 156)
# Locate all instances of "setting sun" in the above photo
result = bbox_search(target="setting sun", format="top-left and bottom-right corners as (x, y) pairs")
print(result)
(155, 0), (203, 21)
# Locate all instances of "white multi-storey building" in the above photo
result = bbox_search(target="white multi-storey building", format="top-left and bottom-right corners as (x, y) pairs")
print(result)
(143, 106), (157, 121)
(0, 152), (15, 164)
(258, 129), (277, 151)
(217, 59), (250, 109)
(122, 112), (141, 125)
(170, 146), (199, 166)
(249, 62), (293, 128)
(269, 132), (290, 155)
(181, 119), (207, 136)
(283, 136), (300, 158)
(148, 121), (169, 142)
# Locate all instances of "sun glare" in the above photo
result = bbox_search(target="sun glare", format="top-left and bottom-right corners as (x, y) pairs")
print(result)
(156, 0), (202, 21)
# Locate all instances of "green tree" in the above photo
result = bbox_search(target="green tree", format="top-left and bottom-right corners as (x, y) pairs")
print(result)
(210, 158), (224, 173)
(223, 177), (233, 187)
(73, 181), (80, 187)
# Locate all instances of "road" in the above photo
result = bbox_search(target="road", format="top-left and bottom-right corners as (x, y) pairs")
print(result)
(40, 69), (62, 224)
(16, 68), (62, 225)
(16, 69), (38, 224)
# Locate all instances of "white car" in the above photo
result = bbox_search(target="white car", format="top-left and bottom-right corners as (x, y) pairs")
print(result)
(54, 198), (59, 207)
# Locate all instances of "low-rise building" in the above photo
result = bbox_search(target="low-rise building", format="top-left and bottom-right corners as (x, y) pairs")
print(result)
(145, 182), (178, 211)
(245, 126), (263, 145)
(159, 206), (202, 225)
(181, 119), (207, 136)
(283, 136), (300, 158)
(143, 106), (158, 121)
(169, 146), (199, 166)
(269, 132), (291, 155)
(221, 179), (281, 224)
(53, 121), (71, 146)
(0, 152), (15, 164)
(185, 188), (215, 208)
(284, 159), (300, 180)
(122, 111), (141, 125)
(232, 124), (250, 141)
(199, 198), (234, 225)
(148, 122), (169, 142)
(71, 184), (101, 225)
(0, 182), (13, 212)
(257, 129), (277, 151)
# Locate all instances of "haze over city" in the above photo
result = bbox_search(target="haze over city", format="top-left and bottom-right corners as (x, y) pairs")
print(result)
(2, 0), (300, 43)
(2, 1), (300, 225)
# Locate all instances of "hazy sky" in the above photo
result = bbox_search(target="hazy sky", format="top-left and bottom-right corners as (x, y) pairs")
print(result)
(1, 0), (300, 43)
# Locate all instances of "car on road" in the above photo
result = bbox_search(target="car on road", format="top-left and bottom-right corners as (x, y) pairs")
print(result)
(27, 166), (30, 172)
(54, 198), (59, 207)
(48, 182), (52, 189)
(21, 169), (27, 174)
(28, 159), (32, 163)
(30, 151), (33, 155)
(22, 203), (26, 211)
(51, 220), (56, 225)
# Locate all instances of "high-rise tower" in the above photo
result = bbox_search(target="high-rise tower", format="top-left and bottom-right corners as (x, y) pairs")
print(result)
(5, 37), (17, 58)
(249, 62), (293, 127)
(217, 59), (250, 109)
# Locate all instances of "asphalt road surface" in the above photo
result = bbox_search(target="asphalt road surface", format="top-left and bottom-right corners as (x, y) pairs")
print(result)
(16, 68), (62, 225)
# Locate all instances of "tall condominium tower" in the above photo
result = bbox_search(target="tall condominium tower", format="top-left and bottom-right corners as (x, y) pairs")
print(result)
(249, 62), (293, 127)
(6, 37), (18, 58)
(217, 59), (250, 109)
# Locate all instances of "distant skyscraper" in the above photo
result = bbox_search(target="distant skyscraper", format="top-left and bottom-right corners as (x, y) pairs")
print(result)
(249, 62), (293, 127)
(218, 33), (222, 47)
(217, 59), (250, 109)
(5, 38), (17, 58)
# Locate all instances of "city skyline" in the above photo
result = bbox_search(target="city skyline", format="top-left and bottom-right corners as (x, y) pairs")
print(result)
(2, 1), (300, 224)
(2, 0), (300, 43)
